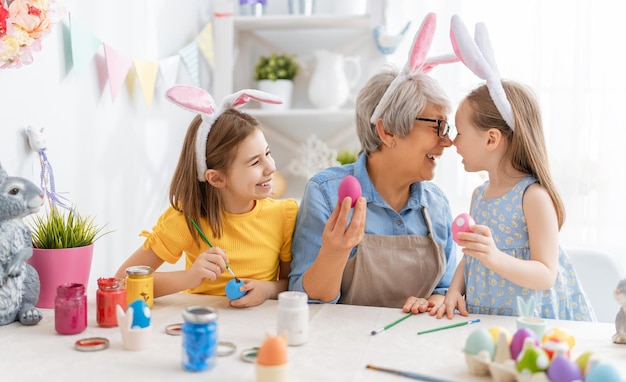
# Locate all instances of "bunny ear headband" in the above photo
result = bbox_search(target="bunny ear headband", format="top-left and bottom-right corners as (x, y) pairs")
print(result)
(370, 12), (459, 125)
(166, 85), (283, 181)
(450, 15), (515, 130)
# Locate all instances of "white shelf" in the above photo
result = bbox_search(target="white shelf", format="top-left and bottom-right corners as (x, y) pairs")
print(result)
(234, 14), (370, 31)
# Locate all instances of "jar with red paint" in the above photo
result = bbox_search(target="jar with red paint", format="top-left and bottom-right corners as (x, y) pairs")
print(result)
(96, 277), (126, 327)
(55, 283), (87, 335)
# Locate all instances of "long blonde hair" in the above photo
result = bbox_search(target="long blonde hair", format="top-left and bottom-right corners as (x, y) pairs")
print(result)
(466, 81), (565, 229)
(169, 109), (261, 242)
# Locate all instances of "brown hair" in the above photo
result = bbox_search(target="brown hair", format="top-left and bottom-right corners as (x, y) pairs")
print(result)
(169, 109), (261, 242)
(465, 80), (565, 229)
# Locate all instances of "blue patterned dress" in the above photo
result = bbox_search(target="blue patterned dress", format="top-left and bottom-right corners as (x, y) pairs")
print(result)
(464, 177), (596, 321)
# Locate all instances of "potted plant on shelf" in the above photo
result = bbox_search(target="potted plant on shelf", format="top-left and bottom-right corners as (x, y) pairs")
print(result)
(27, 206), (110, 308)
(254, 53), (300, 110)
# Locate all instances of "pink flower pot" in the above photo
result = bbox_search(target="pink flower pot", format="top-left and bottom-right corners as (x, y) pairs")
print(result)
(27, 245), (94, 309)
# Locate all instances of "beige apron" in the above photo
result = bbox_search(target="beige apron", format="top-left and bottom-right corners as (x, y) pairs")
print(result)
(339, 207), (446, 308)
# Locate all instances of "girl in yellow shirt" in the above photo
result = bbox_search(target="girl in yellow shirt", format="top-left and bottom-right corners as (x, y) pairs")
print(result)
(115, 86), (298, 308)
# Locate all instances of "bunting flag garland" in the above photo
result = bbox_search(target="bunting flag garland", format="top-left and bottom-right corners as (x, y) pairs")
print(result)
(178, 41), (201, 87)
(159, 55), (182, 91)
(196, 22), (215, 68)
(133, 59), (159, 108)
(104, 44), (133, 102)
(60, 10), (214, 106)
(68, 13), (102, 76)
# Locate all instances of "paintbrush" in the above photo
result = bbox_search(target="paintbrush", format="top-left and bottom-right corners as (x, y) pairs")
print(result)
(371, 312), (413, 335)
(366, 365), (457, 382)
(189, 217), (240, 283)
(416, 319), (480, 335)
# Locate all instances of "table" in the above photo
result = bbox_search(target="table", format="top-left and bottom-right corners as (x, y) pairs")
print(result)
(2, 293), (625, 381)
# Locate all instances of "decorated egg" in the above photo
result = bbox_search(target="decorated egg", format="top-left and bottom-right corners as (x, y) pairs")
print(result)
(465, 329), (495, 359)
(585, 362), (622, 382)
(542, 338), (570, 360)
(256, 334), (288, 366)
(575, 351), (594, 376)
(452, 213), (475, 243)
(542, 327), (575, 350)
(488, 326), (511, 344)
(547, 354), (583, 382)
(225, 279), (247, 301)
(338, 175), (362, 208)
(516, 343), (549, 374)
(510, 328), (538, 360)
(128, 299), (151, 329)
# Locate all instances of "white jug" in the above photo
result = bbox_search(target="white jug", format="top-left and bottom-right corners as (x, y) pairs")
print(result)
(308, 49), (361, 109)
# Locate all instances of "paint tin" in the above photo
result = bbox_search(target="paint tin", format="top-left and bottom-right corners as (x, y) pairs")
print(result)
(182, 306), (218, 372)
(125, 265), (154, 308)
(96, 277), (126, 327)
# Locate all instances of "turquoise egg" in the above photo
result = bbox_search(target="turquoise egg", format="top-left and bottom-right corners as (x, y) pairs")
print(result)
(225, 279), (247, 300)
(465, 329), (495, 359)
(128, 299), (151, 328)
(585, 362), (622, 382)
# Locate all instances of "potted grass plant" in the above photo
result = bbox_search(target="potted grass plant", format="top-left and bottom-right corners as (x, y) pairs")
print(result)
(254, 53), (300, 110)
(27, 206), (110, 308)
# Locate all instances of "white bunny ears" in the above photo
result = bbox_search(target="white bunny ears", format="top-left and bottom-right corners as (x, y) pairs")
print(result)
(370, 12), (459, 125)
(166, 85), (282, 181)
(450, 15), (515, 130)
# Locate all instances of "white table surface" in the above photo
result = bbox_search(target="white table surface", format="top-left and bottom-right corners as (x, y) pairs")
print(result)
(2, 293), (625, 381)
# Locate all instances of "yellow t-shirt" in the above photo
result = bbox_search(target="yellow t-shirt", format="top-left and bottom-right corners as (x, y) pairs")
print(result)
(140, 198), (298, 295)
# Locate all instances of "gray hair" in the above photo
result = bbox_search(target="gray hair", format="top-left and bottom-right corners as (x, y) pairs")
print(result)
(356, 66), (452, 155)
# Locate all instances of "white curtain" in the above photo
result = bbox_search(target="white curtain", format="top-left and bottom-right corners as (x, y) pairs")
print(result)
(384, 0), (626, 255)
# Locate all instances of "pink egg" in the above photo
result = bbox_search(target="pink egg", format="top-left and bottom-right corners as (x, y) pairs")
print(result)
(452, 213), (475, 243)
(338, 175), (362, 208)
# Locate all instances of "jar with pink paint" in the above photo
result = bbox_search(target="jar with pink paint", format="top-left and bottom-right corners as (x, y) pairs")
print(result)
(55, 283), (87, 335)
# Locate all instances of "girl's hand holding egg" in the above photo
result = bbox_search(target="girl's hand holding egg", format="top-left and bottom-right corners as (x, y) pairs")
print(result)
(452, 213), (475, 243)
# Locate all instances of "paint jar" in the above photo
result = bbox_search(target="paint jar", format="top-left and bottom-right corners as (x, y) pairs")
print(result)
(55, 283), (87, 335)
(277, 291), (309, 346)
(182, 306), (218, 372)
(125, 265), (154, 308)
(96, 277), (126, 327)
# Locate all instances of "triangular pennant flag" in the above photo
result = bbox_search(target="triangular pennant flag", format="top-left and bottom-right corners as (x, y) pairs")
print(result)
(133, 59), (159, 108)
(178, 41), (200, 87)
(104, 44), (132, 102)
(196, 22), (214, 68)
(68, 13), (102, 76)
(159, 55), (181, 90)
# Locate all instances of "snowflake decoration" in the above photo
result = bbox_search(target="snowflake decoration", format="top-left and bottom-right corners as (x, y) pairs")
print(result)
(288, 134), (339, 179)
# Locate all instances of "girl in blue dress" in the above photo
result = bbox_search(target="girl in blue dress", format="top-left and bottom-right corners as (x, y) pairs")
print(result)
(437, 16), (595, 321)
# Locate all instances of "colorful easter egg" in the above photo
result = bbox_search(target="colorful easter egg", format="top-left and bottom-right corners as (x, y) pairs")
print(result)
(452, 213), (475, 243)
(547, 354), (583, 382)
(257, 334), (288, 366)
(465, 329), (496, 359)
(510, 328), (538, 360)
(585, 362), (622, 382)
(338, 175), (362, 208)
(542, 327), (575, 350)
(225, 279), (247, 301)
(516, 343), (549, 374)
(575, 351), (594, 376)
(128, 299), (151, 329)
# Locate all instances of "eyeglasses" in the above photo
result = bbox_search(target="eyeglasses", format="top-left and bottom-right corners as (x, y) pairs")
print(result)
(415, 117), (452, 139)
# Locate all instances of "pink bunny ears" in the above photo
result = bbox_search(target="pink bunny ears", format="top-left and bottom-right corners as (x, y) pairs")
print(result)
(370, 12), (459, 125)
(450, 15), (515, 130)
(166, 85), (283, 181)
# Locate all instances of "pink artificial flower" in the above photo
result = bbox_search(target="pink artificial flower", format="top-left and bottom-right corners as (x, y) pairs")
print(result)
(9, 0), (51, 39)
(0, 2), (9, 38)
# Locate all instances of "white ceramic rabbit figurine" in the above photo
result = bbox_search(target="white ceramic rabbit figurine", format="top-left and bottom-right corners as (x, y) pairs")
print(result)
(0, 162), (44, 325)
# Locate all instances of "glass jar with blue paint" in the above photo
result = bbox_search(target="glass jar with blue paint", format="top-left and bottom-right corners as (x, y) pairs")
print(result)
(182, 306), (218, 372)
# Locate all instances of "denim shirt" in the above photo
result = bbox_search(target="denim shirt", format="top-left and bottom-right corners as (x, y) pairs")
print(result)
(288, 153), (457, 303)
